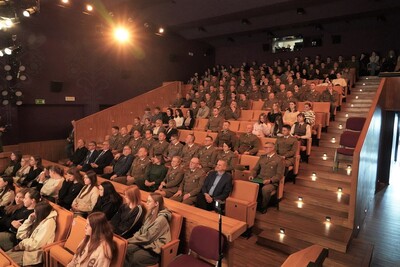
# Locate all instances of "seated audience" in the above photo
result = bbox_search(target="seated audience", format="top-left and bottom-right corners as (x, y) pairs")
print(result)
(2, 152), (22, 177)
(128, 130), (143, 157)
(291, 113), (312, 162)
(165, 119), (178, 142)
(112, 147), (151, 185)
(71, 170), (99, 216)
(116, 127), (131, 153)
(150, 132), (169, 157)
(108, 126), (121, 151)
(151, 107), (164, 124)
(30, 167), (49, 191)
(321, 83), (339, 120)
(165, 108), (174, 124)
(224, 101), (241, 120)
(102, 146), (134, 180)
(111, 186), (145, 239)
(0, 189), (38, 251)
(253, 113), (272, 137)
(206, 108), (223, 132)
(181, 134), (200, 165)
(181, 109), (195, 130)
(156, 156), (184, 198)
(13, 155), (31, 184)
(249, 142), (285, 213)
(174, 109), (184, 128)
(196, 100), (210, 119)
(140, 130), (156, 152)
(276, 125), (299, 171)
(67, 212), (116, 267)
(303, 102), (315, 126)
(57, 167), (84, 210)
(86, 141), (113, 174)
(142, 118), (153, 134)
(238, 93), (250, 110)
(40, 165), (64, 202)
(7, 201), (57, 267)
(136, 155), (168, 192)
(19, 155), (43, 187)
(125, 193), (171, 267)
(216, 142), (236, 172)
(262, 92), (276, 110)
(130, 117), (143, 135)
(93, 181), (123, 220)
(268, 103), (284, 136)
(283, 101), (300, 126)
(214, 121), (237, 148)
(196, 160), (233, 211)
(0, 176), (15, 207)
(235, 124), (260, 155)
(77, 141), (99, 171)
(198, 135), (218, 173)
(152, 119), (165, 139)
(65, 139), (88, 167)
(164, 134), (183, 163)
(303, 82), (321, 102)
(170, 157), (206, 205)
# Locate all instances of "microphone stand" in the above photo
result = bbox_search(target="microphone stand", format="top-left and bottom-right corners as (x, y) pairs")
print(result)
(216, 200), (223, 267)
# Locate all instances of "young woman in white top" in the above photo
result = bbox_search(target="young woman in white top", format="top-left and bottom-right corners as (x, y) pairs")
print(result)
(40, 165), (65, 202)
(283, 101), (300, 126)
(173, 109), (184, 128)
(252, 113), (272, 137)
(71, 170), (99, 216)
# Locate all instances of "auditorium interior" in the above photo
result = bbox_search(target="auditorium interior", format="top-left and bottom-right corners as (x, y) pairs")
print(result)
(0, 0), (400, 266)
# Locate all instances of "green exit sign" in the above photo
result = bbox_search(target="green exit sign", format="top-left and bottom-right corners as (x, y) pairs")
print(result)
(35, 99), (46, 104)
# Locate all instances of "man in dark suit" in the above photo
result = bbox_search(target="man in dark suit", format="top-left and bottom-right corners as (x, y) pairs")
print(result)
(102, 145), (134, 179)
(65, 139), (88, 167)
(88, 141), (113, 174)
(196, 159), (233, 211)
(78, 141), (99, 171)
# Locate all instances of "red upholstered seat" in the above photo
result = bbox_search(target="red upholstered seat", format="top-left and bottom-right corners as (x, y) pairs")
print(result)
(345, 117), (366, 132)
(333, 131), (360, 170)
(337, 147), (355, 156)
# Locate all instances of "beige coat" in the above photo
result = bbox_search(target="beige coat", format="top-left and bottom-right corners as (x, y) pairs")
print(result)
(0, 189), (15, 207)
(67, 241), (112, 267)
(72, 186), (99, 212)
(16, 210), (57, 265)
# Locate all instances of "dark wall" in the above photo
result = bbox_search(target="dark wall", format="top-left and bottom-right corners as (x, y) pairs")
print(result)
(215, 14), (400, 65)
(2, 4), (214, 144)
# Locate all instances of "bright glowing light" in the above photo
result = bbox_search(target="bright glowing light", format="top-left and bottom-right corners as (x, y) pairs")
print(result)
(4, 48), (12, 55)
(158, 27), (164, 34)
(5, 19), (12, 27)
(23, 10), (30, 17)
(114, 27), (130, 43)
(61, 0), (69, 3)
(0, 51), (3, 57)
(311, 172), (317, 181)
(86, 4), (94, 12)
(322, 153), (327, 160)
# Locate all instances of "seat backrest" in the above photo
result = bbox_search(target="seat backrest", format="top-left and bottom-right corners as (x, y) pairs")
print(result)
(239, 110), (254, 121)
(252, 110), (267, 121)
(230, 180), (259, 202)
(238, 121), (251, 132)
(297, 102), (306, 111)
(195, 118), (208, 130)
(49, 202), (74, 242)
(239, 155), (260, 171)
(345, 117), (366, 132)
(228, 120), (240, 132)
(111, 234), (128, 267)
(251, 101), (264, 110)
(339, 131), (360, 148)
(312, 102), (330, 114)
(169, 212), (183, 240)
(189, 225), (224, 262)
(178, 129), (193, 143)
(64, 216), (87, 253)
(193, 131), (208, 144)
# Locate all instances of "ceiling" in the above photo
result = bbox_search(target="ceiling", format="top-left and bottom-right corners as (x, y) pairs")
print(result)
(45, 0), (400, 47)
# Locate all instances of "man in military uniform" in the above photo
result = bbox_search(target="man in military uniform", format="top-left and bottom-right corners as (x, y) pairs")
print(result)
(303, 82), (321, 102)
(235, 124), (260, 155)
(320, 83), (339, 120)
(112, 147), (151, 185)
(129, 117), (142, 135)
(108, 126), (121, 151)
(150, 132), (169, 157)
(198, 135), (218, 173)
(249, 142), (285, 213)
(156, 156), (185, 198)
(170, 157), (206, 205)
(206, 108), (223, 132)
(181, 134), (200, 165)
(128, 130), (142, 157)
(262, 92), (277, 110)
(214, 121), (237, 148)
(114, 126), (131, 153)
(141, 130), (156, 152)
(276, 125), (298, 170)
(164, 134), (183, 164)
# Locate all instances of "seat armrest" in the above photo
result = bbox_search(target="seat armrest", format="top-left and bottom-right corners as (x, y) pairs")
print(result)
(160, 239), (180, 267)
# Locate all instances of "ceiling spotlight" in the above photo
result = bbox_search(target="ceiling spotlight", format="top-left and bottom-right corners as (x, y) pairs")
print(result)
(16, 100), (23, 106)
(1, 90), (8, 96)
(15, 91), (23, 97)
(4, 65), (11, 71)
(113, 27), (130, 43)
(23, 7), (38, 17)
(325, 216), (331, 222)
(0, 51), (3, 57)
(6, 75), (13, 81)
(158, 27), (164, 34)
(5, 19), (12, 28)
(19, 74), (27, 81)
(2, 100), (9, 106)
(4, 47), (12, 55)
(279, 228), (285, 234)
(19, 65), (26, 72)
(61, 0), (69, 3)
(4, 46), (22, 56)
(86, 4), (94, 12)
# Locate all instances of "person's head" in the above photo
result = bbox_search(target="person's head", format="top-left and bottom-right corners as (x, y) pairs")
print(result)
(133, 130), (141, 139)
(111, 126), (119, 135)
(146, 193), (165, 217)
(215, 100), (222, 108)
(304, 102), (312, 111)
(286, 90), (294, 99)
(77, 139), (85, 148)
(222, 121), (230, 131)
(49, 165), (64, 178)
(10, 151), (22, 163)
(268, 92), (275, 100)
(187, 109), (194, 118)
(137, 147), (148, 158)
(282, 125), (291, 136)
(154, 107), (161, 114)
(0, 176), (14, 193)
(144, 118), (151, 125)
(168, 119), (176, 129)
(258, 113), (266, 123)
(288, 101), (297, 112)
(29, 201), (53, 235)
(30, 155), (42, 168)
(189, 157), (200, 170)
(24, 189), (41, 209)
(145, 129), (153, 139)
(83, 170), (97, 187)
(14, 189), (26, 205)
(66, 167), (83, 184)
(230, 101), (237, 109)
(155, 119), (162, 127)
(310, 82), (316, 90)
(185, 134), (195, 145)
(222, 142), (233, 152)
(158, 132), (166, 142)
(20, 155), (30, 167)
(79, 212), (115, 261)
(152, 155), (163, 165)
(272, 102), (280, 112)
(122, 145), (132, 156)
(124, 185), (142, 207)
(175, 109), (183, 117)
(297, 112), (306, 123)
(120, 127), (128, 136)
(171, 156), (182, 168)
(134, 117), (141, 125)
(88, 141), (96, 151)
(200, 100), (206, 107)
(215, 160), (227, 173)
(246, 124), (253, 133)
(204, 135), (213, 147)
(98, 181), (119, 200)
(336, 72), (342, 79)
(166, 108), (173, 117)
(263, 142), (276, 155)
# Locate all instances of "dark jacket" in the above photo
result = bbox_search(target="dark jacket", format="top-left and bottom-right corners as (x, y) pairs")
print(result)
(57, 181), (84, 210)
(110, 204), (145, 239)
(0, 206), (34, 234)
(93, 196), (123, 220)
(70, 147), (89, 165)
(201, 171), (233, 201)
(112, 154), (134, 176)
